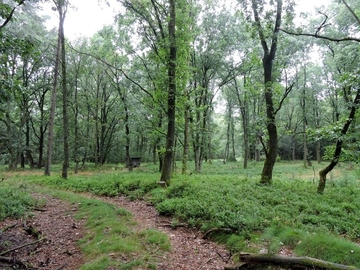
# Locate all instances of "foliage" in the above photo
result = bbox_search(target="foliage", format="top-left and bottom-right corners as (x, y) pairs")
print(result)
(4, 160), (360, 265)
(0, 185), (38, 220)
(295, 233), (360, 267)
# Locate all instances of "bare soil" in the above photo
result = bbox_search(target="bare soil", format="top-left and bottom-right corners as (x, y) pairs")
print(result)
(0, 193), (233, 269)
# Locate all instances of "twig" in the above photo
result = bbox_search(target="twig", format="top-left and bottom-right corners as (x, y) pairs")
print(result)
(0, 237), (45, 256)
(1, 222), (17, 233)
(198, 256), (217, 269)
(54, 263), (68, 270)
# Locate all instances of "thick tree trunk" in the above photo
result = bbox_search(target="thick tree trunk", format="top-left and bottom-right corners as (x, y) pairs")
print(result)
(260, 59), (278, 185)
(251, 0), (283, 185)
(160, 0), (176, 185)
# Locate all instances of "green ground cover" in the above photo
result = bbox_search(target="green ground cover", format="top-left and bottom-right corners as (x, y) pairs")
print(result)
(2, 160), (360, 267)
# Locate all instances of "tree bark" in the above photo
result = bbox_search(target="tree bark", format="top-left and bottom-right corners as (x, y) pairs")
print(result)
(160, 0), (176, 185)
(225, 252), (360, 270)
(60, 4), (69, 179)
(44, 7), (62, 176)
(182, 100), (190, 174)
(251, 0), (283, 185)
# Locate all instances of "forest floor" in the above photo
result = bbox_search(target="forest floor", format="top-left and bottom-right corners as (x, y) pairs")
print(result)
(0, 192), (233, 269)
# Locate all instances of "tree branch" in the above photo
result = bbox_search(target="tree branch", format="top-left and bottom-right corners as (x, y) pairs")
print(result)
(274, 82), (294, 115)
(67, 43), (155, 101)
(0, 0), (25, 31)
(279, 28), (360, 43)
(341, 0), (360, 26)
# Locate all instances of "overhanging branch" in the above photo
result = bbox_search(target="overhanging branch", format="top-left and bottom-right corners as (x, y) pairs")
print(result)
(279, 28), (360, 43)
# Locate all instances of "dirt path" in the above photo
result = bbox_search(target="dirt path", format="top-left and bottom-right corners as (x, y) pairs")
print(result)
(99, 195), (233, 269)
(0, 193), (233, 269)
(0, 194), (85, 270)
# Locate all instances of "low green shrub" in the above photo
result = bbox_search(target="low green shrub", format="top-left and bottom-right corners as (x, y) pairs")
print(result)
(0, 186), (37, 220)
(295, 233), (360, 267)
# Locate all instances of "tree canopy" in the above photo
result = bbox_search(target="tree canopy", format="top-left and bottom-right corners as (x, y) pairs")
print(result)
(0, 0), (358, 193)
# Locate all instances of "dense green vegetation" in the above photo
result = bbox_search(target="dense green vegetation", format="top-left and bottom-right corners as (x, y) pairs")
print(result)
(0, 185), (40, 220)
(2, 161), (360, 267)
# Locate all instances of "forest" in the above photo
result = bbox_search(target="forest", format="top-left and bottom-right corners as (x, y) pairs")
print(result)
(1, 1), (360, 268)
(1, 0), (359, 190)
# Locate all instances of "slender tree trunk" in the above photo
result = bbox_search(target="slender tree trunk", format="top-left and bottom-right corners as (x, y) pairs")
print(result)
(44, 12), (62, 176)
(74, 77), (79, 174)
(301, 66), (310, 168)
(316, 141), (321, 163)
(122, 94), (133, 171)
(160, 0), (176, 185)
(60, 7), (69, 179)
(230, 116), (236, 162)
(182, 102), (189, 174)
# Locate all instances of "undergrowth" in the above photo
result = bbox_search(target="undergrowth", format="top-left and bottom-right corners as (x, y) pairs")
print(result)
(4, 161), (360, 267)
(0, 185), (40, 220)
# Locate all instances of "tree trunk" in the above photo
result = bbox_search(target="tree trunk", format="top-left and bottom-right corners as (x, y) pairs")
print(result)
(44, 15), (61, 176)
(160, 0), (176, 185)
(318, 89), (360, 194)
(182, 102), (189, 174)
(301, 65), (310, 168)
(122, 93), (133, 171)
(251, 0), (283, 185)
(225, 252), (359, 270)
(60, 6), (69, 179)
(74, 75), (79, 174)
(260, 57), (278, 185)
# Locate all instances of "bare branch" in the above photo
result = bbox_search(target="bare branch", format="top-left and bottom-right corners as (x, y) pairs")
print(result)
(280, 1), (360, 44)
(315, 11), (330, 35)
(67, 43), (155, 101)
(0, 0), (25, 31)
(341, 0), (360, 26)
(274, 82), (295, 115)
(279, 28), (360, 43)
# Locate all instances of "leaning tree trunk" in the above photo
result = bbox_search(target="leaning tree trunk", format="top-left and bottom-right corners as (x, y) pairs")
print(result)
(318, 89), (360, 194)
(160, 0), (176, 185)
